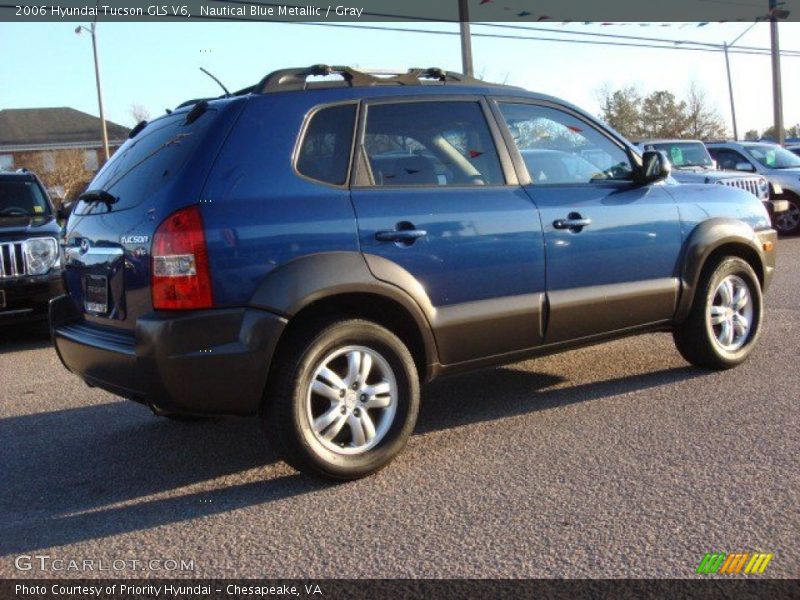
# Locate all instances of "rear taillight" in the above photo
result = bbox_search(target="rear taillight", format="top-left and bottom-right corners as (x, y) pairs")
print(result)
(152, 205), (213, 310)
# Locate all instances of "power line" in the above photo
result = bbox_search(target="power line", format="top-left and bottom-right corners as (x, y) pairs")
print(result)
(475, 21), (783, 53)
(183, 14), (800, 57)
(211, 0), (800, 56)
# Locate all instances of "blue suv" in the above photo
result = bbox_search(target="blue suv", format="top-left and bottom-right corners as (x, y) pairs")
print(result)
(51, 66), (777, 479)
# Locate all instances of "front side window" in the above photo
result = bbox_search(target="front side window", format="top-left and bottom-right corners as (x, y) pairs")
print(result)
(499, 103), (633, 184)
(363, 101), (504, 186)
(296, 104), (356, 186)
(745, 144), (800, 169)
(709, 148), (749, 171)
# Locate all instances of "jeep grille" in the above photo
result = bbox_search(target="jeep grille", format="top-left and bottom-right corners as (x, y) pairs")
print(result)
(719, 178), (760, 198)
(0, 242), (26, 278)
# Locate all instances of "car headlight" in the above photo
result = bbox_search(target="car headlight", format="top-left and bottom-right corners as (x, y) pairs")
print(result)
(758, 177), (769, 193)
(24, 237), (59, 275)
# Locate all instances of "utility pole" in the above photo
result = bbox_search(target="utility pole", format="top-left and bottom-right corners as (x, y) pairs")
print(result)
(458, 0), (474, 77)
(76, 21), (110, 161)
(722, 21), (757, 141)
(723, 43), (738, 140)
(769, 0), (785, 144)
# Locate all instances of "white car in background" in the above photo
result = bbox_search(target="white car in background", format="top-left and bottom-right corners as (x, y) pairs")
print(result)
(707, 141), (800, 235)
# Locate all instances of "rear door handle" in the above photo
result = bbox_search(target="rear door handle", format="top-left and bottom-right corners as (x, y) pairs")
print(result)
(375, 229), (427, 243)
(553, 213), (592, 232)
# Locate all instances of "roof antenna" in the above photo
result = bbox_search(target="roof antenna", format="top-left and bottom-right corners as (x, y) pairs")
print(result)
(199, 67), (230, 97)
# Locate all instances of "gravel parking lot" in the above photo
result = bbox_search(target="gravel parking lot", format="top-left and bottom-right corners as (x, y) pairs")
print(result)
(1, 239), (798, 579)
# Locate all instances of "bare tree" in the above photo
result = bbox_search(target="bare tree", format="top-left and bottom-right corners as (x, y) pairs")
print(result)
(684, 80), (728, 141)
(597, 81), (727, 141)
(129, 103), (151, 125)
(32, 150), (92, 204)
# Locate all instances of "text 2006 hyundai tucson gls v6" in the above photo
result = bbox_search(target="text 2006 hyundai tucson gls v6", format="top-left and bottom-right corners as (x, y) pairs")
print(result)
(51, 66), (777, 479)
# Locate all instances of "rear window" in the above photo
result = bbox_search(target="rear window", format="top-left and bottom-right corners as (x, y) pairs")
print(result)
(0, 178), (51, 218)
(75, 109), (217, 215)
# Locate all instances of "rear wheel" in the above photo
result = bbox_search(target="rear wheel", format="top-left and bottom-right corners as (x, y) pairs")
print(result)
(673, 256), (762, 370)
(774, 196), (800, 235)
(263, 318), (419, 480)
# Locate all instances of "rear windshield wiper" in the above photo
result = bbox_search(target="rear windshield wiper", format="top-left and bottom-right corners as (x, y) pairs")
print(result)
(79, 189), (119, 209)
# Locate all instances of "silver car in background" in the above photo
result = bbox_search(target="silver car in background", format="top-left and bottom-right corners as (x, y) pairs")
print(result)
(707, 141), (800, 235)
(637, 140), (781, 220)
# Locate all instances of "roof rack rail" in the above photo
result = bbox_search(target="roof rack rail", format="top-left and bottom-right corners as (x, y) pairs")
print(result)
(255, 64), (484, 93)
(172, 65), (500, 110)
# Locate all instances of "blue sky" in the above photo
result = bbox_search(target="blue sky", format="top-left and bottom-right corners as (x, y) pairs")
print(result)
(1, 21), (798, 135)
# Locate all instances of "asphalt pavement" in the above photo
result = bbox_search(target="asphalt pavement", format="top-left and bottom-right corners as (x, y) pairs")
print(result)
(1, 239), (798, 579)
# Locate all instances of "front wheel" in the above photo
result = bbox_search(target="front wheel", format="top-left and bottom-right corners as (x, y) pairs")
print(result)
(673, 256), (763, 370)
(774, 197), (800, 235)
(263, 318), (420, 480)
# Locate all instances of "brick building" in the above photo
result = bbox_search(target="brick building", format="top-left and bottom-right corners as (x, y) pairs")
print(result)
(0, 107), (129, 202)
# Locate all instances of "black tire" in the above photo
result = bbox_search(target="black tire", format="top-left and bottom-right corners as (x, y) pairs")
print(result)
(673, 256), (762, 370)
(262, 318), (420, 480)
(773, 196), (800, 236)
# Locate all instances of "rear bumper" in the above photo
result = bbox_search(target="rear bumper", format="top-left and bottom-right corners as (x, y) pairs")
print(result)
(0, 272), (63, 325)
(50, 295), (287, 416)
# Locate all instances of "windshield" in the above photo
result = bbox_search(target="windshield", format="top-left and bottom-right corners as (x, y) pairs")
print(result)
(745, 144), (800, 169)
(0, 179), (51, 218)
(647, 142), (714, 168)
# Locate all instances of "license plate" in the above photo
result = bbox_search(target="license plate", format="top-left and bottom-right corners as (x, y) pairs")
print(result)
(85, 275), (108, 314)
(0, 290), (5, 309)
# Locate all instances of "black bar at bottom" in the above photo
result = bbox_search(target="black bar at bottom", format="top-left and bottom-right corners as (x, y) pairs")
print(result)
(2, 579), (798, 600)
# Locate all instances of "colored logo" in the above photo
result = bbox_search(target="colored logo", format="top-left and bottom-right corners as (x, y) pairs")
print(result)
(696, 552), (773, 574)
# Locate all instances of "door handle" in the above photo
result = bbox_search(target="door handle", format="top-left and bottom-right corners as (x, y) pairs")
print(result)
(553, 213), (592, 232)
(375, 228), (427, 244)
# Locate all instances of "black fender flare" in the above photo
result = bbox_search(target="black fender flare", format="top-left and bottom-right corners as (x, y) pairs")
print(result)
(249, 251), (440, 371)
(675, 218), (768, 322)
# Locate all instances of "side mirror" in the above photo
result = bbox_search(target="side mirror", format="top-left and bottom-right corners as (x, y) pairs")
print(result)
(638, 150), (671, 185)
(736, 161), (755, 172)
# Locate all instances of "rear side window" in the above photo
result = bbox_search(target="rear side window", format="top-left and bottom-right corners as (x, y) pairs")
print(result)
(362, 101), (504, 186)
(296, 104), (357, 186)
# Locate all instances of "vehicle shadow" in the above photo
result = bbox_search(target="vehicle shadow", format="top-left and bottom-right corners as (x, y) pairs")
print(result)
(417, 364), (704, 434)
(0, 322), (51, 355)
(0, 363), (706, 556)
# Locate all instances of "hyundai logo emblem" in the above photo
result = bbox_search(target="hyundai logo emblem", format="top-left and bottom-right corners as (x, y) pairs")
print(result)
(80, 239), (90, 254)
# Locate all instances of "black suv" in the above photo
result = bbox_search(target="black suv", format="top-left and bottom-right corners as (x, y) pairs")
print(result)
(0, 170), (64, 325)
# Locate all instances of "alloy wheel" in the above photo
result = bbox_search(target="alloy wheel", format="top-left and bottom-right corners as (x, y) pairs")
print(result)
(305, 345), (397, 455)
(707, 274), (754, 353)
